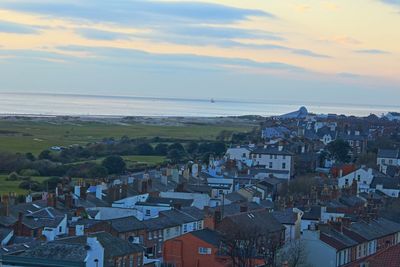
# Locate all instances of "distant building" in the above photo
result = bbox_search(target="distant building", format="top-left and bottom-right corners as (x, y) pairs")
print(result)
(385, 112), (400, 121)
(250, 145), (294, 180)
(261, 126), (290, 139)
(377, 149), (400, 171)
(302, 218), (400, 267)
(163, 229), (229, 267)
(279, 106), (308, 119)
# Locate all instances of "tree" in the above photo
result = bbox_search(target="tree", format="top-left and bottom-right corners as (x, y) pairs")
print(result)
(88, 164), (109, 178)
(327, 139), (351, 163)
(276, 240), (310, 267)
(219, 220), (281, 267)
(154, 144), (168, 155)
(25, 152), (36, 161)
(186, 141), (199, 155)
(356, 152), (378, 168)
(217, 130), (233, 142)
(168, 143), (185, 152)
(101, 155), (126, 174)
(134, 143), (154, 155)
(167, 149), (185, 163)
(38, 150), (52, 160)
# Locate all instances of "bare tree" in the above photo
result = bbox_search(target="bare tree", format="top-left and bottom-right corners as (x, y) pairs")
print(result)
(220, 224), (281, 267)
(275, 240), (311, 267)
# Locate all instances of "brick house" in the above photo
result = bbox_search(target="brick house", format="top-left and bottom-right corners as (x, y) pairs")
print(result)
(163, 229), (230, 267)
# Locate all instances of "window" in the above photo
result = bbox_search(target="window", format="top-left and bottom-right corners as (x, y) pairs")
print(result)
(183, 224), (188, 233)
(242, 153), (246, 158)
(282, 163), (286, 169)
(274, 155), (277, 159)
(59, 226), (62, 233)
(148, 232), (152, 240)
(145, 209), (151, 216)
(345, 179), (349, 186)
(145, 247), (154, 256)
(198, 247), (212, 254)
(258, 154), (261, 158)
(381, 159), (385, 164)
(129, 255), (134, 267)
(270, 155), (273, 159)
(269, 162), (273, 168)
(357, 175), (361, 182)
(389, 159), (393, 164)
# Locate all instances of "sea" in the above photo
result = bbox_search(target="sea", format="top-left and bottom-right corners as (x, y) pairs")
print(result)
(0, 92), (398, 117)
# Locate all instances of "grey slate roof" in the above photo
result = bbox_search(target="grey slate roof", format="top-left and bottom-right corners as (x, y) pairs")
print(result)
(159, 207), (204, 224)
(348, 218), (400, 241)
(223, 210), (284, 234)
(59, 232), (143, 259)
(377, 149), (400, 159)
(110, 216), (145, 233)
(137, 196), (193, 207)
(272, 209), (298, 225)
(0, 227), (12, 242)
(250, 146), (293, 156)
(210, 202), (263, 218)
(23, 207), (66, 229)
(371, 176), (400, 190)
(17, 242), (87, 263)
(190, 229), (223, 247)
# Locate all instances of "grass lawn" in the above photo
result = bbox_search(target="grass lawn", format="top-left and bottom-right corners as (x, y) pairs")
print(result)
(0, 175), (51, 195)
(0, 120), (251, 155)
(68, 155), (166, 168)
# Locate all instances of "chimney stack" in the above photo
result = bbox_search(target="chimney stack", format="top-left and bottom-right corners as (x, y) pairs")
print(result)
(74, 186), (81, 198)
(65, 193), (73, 209)
(80, 186), (87, 200)
(240, 205), (248, 213)
(95, 185), (103, 200)
(47, 193), (56, 208)
(0, 195), (10, 217)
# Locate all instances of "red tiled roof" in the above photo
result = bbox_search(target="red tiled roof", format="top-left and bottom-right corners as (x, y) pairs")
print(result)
(367, 244), (400, 267)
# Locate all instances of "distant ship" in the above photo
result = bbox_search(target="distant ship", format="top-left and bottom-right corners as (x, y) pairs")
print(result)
(210, 98), (215, 103)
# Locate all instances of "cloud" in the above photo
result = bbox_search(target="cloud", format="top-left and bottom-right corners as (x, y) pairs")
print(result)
(355, 49), (390, 54)
(76, 28), (131, 41)
(337, 72), (362, 78)
(0, 20), (38, 34)
(0, 0), (273, 26)
(291, 49), (331, 58)
(164, 25), (282, 41)
(320, 36), (362, 45)
(380, 0), (400, 6)
(54, 45), (304, 72)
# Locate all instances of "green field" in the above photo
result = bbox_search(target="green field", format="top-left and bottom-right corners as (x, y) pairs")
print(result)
(70, 155), (166, 168)
(0, 175), (50, 195)
(0, 120), (251, 155)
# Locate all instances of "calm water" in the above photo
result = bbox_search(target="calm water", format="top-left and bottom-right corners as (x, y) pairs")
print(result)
(0, 92), (398, 117)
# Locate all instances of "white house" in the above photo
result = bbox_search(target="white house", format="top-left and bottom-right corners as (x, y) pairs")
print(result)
(225, 145), (254, 161)
(112, 194), (149, 209)
(250, 145), (294, 180)
(302, 228), (353, 267)
(370, 176), (400, 198)
(338, 167), (375, 189)
(159, 192), (210, 209)
(42, 214), (68, 241)
(385, 112), (400, 121)
(377, 149), (400, 171)
(87, 207), (144, 221)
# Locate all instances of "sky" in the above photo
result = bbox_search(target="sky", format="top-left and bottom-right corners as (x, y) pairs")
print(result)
(0, 0), (399, 105)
